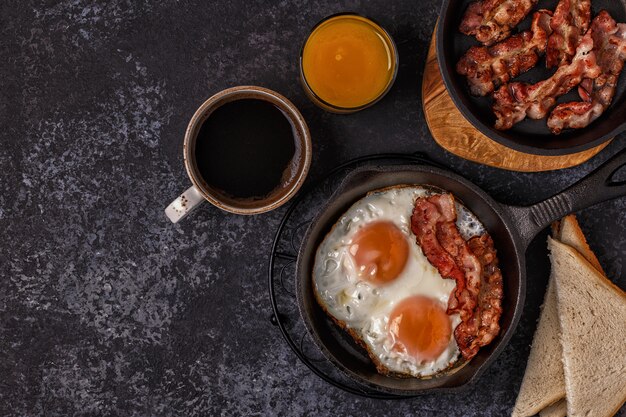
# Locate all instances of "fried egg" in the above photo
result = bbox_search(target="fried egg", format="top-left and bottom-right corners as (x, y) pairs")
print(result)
(312, 186), (484, 377)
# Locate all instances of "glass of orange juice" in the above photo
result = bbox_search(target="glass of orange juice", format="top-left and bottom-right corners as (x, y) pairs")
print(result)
(300, 13), (399, 114)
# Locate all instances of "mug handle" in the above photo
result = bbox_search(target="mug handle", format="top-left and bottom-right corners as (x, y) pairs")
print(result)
(165, 185), (206, 223)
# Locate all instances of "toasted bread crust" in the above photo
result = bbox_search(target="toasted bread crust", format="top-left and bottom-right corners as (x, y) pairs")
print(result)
(552, 214), (604, 274)
(551, 237), (626, 302)
(538, 399), (567, 417)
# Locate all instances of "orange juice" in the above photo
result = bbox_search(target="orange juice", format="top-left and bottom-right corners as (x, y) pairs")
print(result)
(301, 14), (397, 112)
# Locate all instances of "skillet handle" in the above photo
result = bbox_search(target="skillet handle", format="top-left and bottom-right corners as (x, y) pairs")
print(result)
(505, 148), (626, 249)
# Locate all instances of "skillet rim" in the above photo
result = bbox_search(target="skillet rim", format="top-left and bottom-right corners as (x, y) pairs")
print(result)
(295, 164), (527, 395)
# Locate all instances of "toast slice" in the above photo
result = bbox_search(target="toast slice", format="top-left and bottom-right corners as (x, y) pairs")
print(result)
(549, 238), (626, 417)
(513, 215), (606, 417)
(539, 399), (567, 417)
(511, 266), (565, 417)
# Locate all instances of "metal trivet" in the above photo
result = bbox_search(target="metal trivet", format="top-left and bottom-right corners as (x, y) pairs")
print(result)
(268, 152), (447, 399)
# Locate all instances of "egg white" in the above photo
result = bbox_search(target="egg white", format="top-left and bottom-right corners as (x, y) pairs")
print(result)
(313, 186), (483, 377)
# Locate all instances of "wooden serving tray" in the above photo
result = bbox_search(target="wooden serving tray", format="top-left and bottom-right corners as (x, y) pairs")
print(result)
(421, 28), (611, 172)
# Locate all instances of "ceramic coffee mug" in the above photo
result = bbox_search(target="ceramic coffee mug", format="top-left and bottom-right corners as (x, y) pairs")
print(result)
(165, 86), (312, 223)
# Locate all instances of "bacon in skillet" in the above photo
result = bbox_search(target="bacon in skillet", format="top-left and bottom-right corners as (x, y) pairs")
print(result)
(548, 12), (626, 133)
(457, 10), (552, 96)
(460, 0), (538, 46)
(411, 194), (476, 320)
(492, 30), (601, 130)
(411, 193), (503, 360)
(464, 234), (504, 359)
(436, 218), (483, 317)
(546, 0), (592, 68)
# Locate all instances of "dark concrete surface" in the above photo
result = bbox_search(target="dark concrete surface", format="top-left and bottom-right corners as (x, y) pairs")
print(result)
(1, 1), (625, 416)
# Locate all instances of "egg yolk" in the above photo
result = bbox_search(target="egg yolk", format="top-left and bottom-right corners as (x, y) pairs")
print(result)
(349, 221), (409, 284)
(388, 296), (452, 362)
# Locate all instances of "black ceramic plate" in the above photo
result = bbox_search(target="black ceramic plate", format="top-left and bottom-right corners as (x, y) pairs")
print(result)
(437, 0), (626, 155)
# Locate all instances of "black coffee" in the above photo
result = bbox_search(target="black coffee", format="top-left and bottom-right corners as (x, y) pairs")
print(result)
(195, 99), (298, 200)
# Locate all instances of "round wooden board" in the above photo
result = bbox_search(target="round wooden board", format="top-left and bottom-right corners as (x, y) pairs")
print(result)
(421, 27), (611, 172)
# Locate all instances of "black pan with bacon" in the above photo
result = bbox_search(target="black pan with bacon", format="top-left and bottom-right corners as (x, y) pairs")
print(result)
(457, 0), (626, 134)
(444, 0), (626, 148)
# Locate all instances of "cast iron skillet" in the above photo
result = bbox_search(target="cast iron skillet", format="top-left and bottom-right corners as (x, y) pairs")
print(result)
(437, 0), (626, 156)
(296, 149), (626, 395)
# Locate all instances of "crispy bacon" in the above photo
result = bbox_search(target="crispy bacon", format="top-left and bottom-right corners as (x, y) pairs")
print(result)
(411, 194), (474, 319)
(492, 30), (601, 130)
(437, 221), (483, 315)
(411, 193), (503, 360)
(463, 234), (504, 359)
(457, 10), (552, 96)
(547, 12), (626, 133)
(546, 0), (591, 68)
(460, 0), (538, 46)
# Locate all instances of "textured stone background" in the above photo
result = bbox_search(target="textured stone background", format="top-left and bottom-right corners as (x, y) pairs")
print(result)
(1, 1), (625, 416)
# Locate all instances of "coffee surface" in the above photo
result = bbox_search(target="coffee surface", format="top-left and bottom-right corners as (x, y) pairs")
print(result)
(195, 99), (297, 200)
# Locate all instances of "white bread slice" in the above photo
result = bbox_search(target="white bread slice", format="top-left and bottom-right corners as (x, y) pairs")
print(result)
(554, 214), (604, 275)
(511, 268), (565, 417)
(548, 238), (626, 417)
(548, 215), (607, 416)
(514, 215), (607, 417)
(539, 399), (567, 417)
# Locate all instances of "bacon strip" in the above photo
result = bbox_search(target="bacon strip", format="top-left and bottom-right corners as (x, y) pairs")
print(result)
(411, 194), (503, 360)
(492, 30), (601, 130)
(411, 194), (475, 320)
(460, 0), (538, 46)
(457, 10), (552, 96)
(547, 12), (626, 134)
(436, 221), (482, 316)
(546, 0), (591, 68)
(464, 234), (504, 359)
